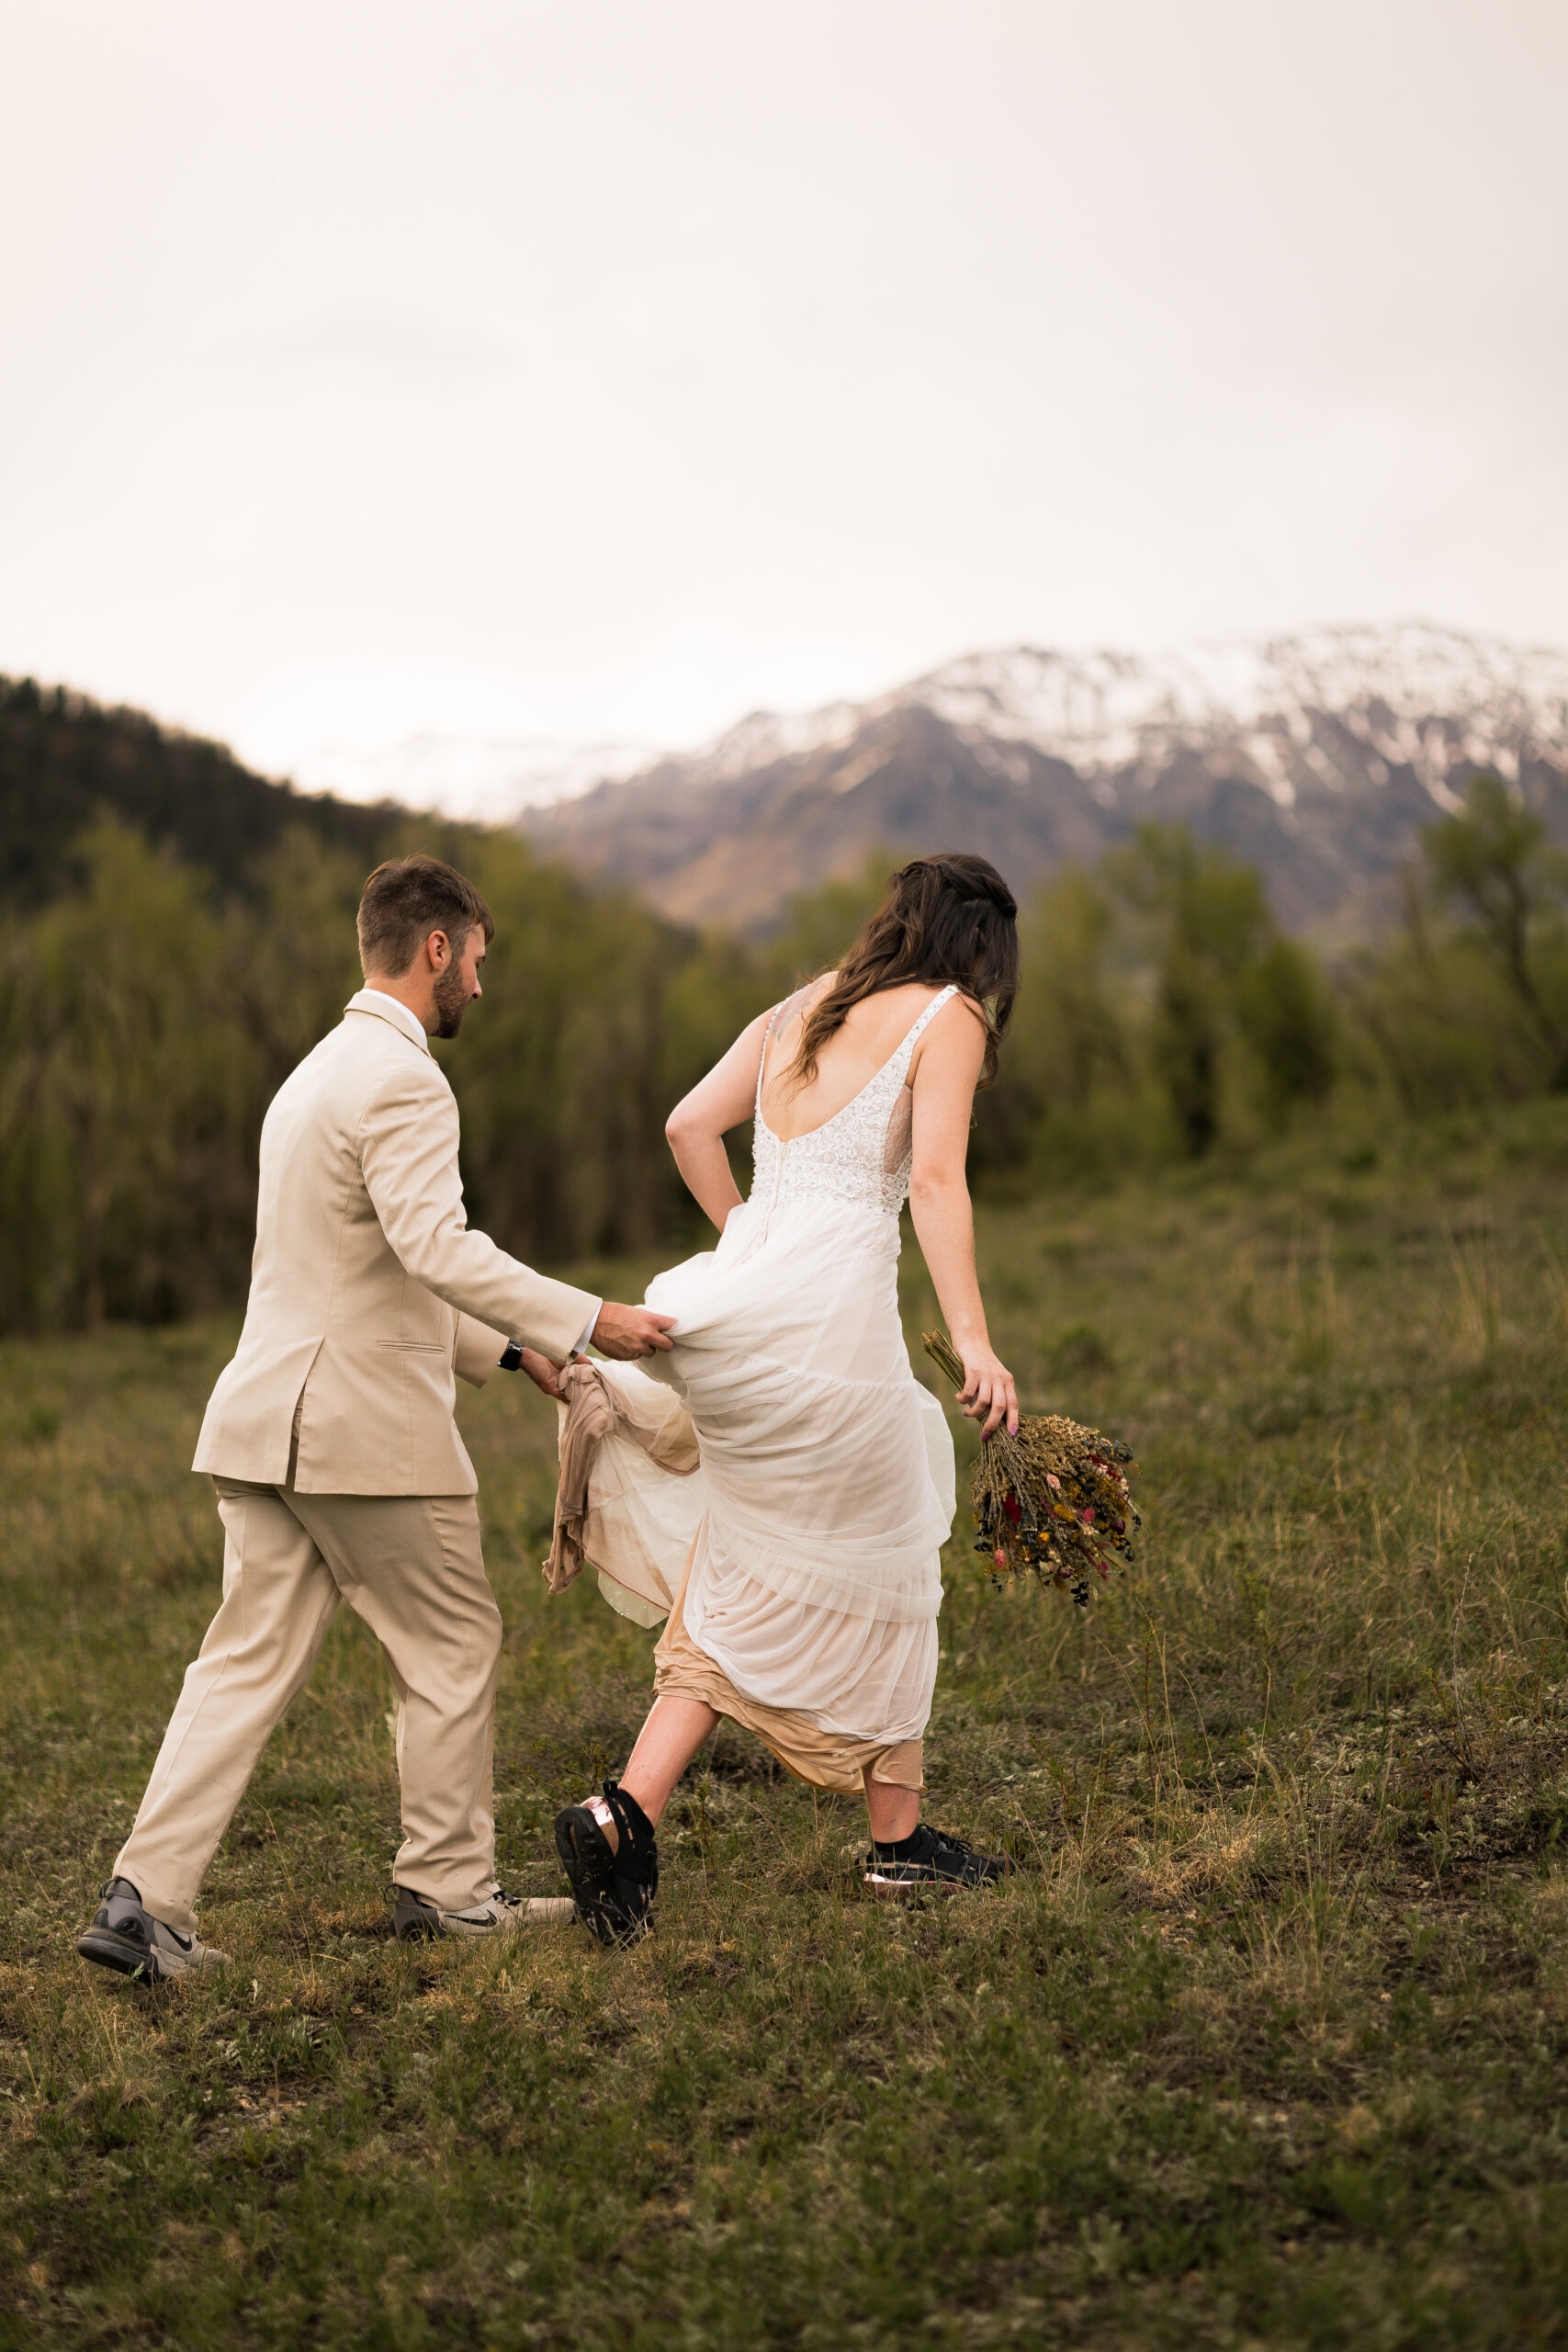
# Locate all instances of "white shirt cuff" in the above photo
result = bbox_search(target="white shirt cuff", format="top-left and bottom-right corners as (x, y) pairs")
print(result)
(573, 1300), (602, 1357)
(499, 1300), (601, 1369)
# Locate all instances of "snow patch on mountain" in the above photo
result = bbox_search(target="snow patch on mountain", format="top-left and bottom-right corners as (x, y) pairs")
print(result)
(682, 622), (1568, 812)
(291, 623), (1568, 833)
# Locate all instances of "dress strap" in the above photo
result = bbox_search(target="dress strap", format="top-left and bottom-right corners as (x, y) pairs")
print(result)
(895, 983), (961, 1077)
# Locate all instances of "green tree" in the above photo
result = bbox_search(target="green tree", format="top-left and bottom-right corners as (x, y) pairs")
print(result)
(14, 821), (260, 1325)
(1422, 770), (1568, 1084)
(1107, 825), (1273, 1156)
(761, 854), (897, 989)
(1235, 936), (1337, 1129)
(438, 833), (688, 1261)
(984, 871), (1134, 1182)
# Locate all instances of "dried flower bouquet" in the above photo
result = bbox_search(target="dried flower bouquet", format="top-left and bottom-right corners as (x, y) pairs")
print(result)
(922, 1329), (1140, 1605)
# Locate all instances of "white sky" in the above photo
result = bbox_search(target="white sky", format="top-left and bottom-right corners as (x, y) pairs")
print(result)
(3, 0), (1564, 776)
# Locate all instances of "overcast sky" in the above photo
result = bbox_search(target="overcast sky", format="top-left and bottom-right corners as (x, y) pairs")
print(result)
(3, 0), (1564, 777)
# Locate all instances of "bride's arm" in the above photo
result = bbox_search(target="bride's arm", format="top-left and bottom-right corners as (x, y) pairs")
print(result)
(907, 1001), (1020, 1440)
(664, 1006), (776, 1232)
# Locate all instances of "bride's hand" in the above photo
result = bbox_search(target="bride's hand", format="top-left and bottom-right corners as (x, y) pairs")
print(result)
(956, 1343), (1019, 1440)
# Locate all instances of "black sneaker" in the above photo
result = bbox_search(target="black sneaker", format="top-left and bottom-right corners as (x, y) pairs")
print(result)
(863, 1824), (1010, 1898)
(76, 1878), (231, 1984)
(391, 1885), (577, 1939)
(553, 1781), (659, 1949)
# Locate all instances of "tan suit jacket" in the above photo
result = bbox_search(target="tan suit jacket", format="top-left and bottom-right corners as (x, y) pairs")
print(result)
(193, 992), (599, 1495)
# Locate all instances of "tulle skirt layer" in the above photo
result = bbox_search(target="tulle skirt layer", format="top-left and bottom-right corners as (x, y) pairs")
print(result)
(574, 1190), (955, 1743)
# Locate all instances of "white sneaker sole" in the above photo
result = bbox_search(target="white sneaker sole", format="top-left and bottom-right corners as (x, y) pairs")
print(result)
(438, 1896), (578, 1936)
(864, 1862), (1001, 1900)
(76, 1927), (230, 1981)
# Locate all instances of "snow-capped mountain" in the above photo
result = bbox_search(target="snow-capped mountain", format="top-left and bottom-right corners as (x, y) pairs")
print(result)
(523, 623), (1568, 936)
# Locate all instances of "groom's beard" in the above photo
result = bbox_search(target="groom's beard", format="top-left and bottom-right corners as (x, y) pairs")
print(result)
(432, 961), (469, 1039)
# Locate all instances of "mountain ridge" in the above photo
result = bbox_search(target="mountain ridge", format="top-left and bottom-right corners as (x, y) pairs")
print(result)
(523, 622), (1568, 937)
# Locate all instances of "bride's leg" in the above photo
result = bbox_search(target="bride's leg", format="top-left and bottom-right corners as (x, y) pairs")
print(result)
(863, 1769), (919, 1846)
(555, 1696), (716, 1949)
(557, 1693), (719, 1947)
(567, 1695), (719, 1864)
(620, 1695), (719, 1827)
(861, 1759), (1010, 1894)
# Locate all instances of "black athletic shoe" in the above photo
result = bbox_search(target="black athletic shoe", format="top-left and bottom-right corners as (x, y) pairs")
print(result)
(863, 1824), (1010, 1898)
(75, 1878), (231, 1984)
(553, 1781), (659, 1948)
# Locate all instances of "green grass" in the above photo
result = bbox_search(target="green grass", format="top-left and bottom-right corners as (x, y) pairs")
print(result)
(8, 1102), (1568, 2346)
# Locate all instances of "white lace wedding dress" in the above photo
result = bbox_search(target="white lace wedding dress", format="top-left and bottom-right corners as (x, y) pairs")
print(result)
(568, 986), (959, 1755)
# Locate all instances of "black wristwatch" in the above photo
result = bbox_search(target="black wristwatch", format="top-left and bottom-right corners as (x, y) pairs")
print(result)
(498, 1340), (525, 1373)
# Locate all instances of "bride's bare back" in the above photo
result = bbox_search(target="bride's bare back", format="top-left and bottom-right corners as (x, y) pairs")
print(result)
(664, 971), (1016, 1439)
(758, 976), (951, 1140)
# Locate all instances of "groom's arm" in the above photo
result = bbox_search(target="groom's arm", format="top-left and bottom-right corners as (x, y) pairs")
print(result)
(359, 1065), (600, 1362)
(454, 1314), (509, 1388)
(454, 1307), (603, 1388)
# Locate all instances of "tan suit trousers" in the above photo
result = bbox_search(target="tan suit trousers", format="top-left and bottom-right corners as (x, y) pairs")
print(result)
(114, 1476), (502, 1933)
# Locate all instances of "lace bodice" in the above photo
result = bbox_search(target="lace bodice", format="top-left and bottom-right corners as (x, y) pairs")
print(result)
(750, 986), (959, 1220)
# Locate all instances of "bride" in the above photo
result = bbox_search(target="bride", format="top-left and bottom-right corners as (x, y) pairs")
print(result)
(530, 854), (1021, 1946)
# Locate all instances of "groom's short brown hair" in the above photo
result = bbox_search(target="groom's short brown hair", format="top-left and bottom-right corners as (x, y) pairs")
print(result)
(356, 855), (495, 978)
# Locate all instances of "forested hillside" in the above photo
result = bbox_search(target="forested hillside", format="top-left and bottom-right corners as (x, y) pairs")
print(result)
(0, 676), (390, 904)
(4, 676), (1568, 1334)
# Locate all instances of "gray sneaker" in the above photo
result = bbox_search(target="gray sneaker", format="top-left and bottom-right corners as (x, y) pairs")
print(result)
(392, 1885), (577, 1939)
(76, 1878), (231, 1984)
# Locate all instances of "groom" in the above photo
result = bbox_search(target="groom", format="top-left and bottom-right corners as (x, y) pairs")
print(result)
(77, 854), (673, 1983)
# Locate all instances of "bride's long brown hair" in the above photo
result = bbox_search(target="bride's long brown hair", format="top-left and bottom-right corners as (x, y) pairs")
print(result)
(784, 853), (1020, 1095)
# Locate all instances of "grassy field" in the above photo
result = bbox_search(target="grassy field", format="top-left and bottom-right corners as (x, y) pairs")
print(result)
(6, 1102), (1568, 2347)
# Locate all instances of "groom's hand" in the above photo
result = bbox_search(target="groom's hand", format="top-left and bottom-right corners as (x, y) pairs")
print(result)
(591, 1302), (676, 1359)
(518, 1347), (569, 1400)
